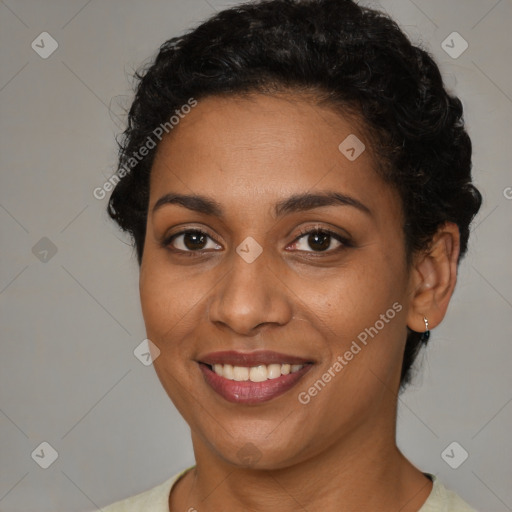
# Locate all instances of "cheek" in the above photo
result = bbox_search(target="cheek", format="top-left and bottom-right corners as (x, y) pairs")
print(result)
(312, 256), (405, 328)
(139, 260), (203, 409)
(139, 269), (171, 337)
(138, 251), (216, 382)
(312, 253), (408, 380)
(139, 254), (191, 348)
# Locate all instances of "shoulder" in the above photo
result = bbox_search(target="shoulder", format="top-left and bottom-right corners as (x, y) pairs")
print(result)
(98, 468), (192, 512)
(420, 474), (479, 512)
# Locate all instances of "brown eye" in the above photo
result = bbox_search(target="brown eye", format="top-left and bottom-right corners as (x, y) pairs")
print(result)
(182, 231), (207, 250)
(305, 232), (331, 251)
(165, 230), (222, 252)
(291, 229), (349, 253)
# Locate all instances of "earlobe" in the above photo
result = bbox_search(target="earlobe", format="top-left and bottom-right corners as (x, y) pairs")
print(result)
(406, 222), (461, 333)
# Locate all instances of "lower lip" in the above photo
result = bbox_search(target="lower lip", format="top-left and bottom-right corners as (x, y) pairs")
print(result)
(199, 363), (312, 404)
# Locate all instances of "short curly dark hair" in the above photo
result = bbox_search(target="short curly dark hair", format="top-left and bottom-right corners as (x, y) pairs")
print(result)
(107, 0), (482, 389)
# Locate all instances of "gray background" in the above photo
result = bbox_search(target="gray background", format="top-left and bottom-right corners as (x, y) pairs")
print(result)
(1, 0), (511, 510)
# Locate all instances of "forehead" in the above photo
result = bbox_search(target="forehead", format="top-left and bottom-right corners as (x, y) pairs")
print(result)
(149, 93), (398, 220)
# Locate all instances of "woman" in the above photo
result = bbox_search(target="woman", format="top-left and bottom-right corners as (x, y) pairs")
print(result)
(102, 0), (482, 509)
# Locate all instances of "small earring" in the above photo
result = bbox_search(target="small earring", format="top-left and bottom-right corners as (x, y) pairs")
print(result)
(420, 316), (430, 343)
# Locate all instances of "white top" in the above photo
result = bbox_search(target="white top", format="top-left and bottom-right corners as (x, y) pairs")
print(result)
(99, 468), (478, 511)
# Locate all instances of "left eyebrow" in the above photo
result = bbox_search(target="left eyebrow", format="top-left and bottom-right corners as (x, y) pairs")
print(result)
(273, 191), (372, 218)
(151, 191), (372, 218)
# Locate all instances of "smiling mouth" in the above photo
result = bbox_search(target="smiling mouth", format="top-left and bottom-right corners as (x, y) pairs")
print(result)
(198, 351), (314, 404)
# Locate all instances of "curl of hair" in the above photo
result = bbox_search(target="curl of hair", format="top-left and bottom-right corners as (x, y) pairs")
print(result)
(107, 0), (482, 389)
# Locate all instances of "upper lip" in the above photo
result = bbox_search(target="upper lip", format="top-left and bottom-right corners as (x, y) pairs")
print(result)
(199, 350), (313, 367)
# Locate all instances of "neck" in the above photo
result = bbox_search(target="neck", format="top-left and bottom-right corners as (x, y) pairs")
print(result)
(170, 408), (432, 511)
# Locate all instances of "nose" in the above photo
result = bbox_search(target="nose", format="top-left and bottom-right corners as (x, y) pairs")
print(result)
(207, 249), (293, 336)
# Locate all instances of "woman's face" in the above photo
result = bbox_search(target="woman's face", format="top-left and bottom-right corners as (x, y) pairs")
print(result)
(140, 92), (415, 468)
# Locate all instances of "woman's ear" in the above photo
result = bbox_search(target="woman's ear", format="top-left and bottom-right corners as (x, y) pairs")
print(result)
(406, 222), (461, 333)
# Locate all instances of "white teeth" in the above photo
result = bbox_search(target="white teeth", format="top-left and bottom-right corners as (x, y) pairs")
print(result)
(223, 364), (234, 380)
(249, 365), (267, 382)
(211, 363), (304, 381)
(233, 366), (249, 381)
(267, 364), (282, 379)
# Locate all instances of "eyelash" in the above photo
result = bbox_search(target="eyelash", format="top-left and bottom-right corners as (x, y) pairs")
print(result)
(162, 226), (351, 256)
